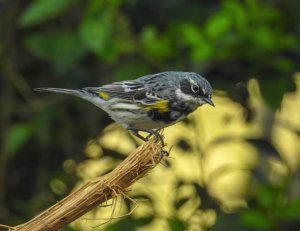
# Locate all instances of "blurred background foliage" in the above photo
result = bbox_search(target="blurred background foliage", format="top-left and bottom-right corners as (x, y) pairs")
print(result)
(0, 0), (300, 230)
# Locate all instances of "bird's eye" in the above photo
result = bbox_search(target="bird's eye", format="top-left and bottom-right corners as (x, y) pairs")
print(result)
(191, 84), (199, 93)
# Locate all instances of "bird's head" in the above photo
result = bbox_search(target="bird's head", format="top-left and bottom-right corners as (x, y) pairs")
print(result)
(176, 72), (214, 107)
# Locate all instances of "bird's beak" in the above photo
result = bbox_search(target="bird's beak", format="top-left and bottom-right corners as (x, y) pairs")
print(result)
(203, 97), (215, 107)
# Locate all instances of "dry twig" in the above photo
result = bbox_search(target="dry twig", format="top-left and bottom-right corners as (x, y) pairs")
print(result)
(3, 137), (164, 231)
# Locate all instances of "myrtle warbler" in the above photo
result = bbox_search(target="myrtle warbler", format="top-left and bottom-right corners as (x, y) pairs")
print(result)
(35, 71), (214, 144)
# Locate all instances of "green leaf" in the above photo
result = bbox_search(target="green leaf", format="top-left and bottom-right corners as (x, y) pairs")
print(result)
(140, 26), (173, 61)
(280, 198), (300, 220)
(78, 0), (134, 62)
(5, 123), (33, 155)
(19, 0), (77, 27)
(168, 217), (185, 231)
(240, 209), (273, 230)
(79, 11), (113, 56)
(224, 0), (247, 31)
(256, 184), (279, 209)
(24, 31), (87, 73)
(180, 23), (213, 61)
(205, 13), (233, 39)
(259, 78), (292, 109)
(249, 26), (276, 50)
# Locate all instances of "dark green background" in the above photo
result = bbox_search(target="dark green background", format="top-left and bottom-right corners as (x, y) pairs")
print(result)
(1, 0), (300, 230)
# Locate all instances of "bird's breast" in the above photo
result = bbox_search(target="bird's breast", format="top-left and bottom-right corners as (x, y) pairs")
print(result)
(146, 100), (197, 125)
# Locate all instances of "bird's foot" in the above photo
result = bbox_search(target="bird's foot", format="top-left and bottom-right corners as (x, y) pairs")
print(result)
(130, 128), (165, 147)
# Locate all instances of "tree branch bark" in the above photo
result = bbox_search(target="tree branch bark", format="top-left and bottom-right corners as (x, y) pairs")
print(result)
(5, 138), (163, 231)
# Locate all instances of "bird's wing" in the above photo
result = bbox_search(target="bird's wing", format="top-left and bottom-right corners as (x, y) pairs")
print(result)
(86, 81), (164, 104)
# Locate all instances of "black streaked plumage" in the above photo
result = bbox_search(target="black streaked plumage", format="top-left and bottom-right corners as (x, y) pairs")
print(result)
(34, 71), (214, 145)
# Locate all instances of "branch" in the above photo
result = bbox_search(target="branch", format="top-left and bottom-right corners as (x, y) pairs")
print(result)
(4, 138), (163, 231)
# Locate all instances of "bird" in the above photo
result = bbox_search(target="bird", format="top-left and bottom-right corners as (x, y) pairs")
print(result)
(34, 71), (214, 145)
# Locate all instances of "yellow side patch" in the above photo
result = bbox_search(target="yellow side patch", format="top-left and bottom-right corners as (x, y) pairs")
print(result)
(143, 100), (169, 112)
(97, 91), (110, 100)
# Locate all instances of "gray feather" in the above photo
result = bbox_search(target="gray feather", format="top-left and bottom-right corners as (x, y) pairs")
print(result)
(34, 88), (83, 97)
(34, 87), (101, 105)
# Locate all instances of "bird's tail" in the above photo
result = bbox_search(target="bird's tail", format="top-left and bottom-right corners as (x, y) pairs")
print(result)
(34, 87), (104, 107)
(34, 87), (87, 97)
